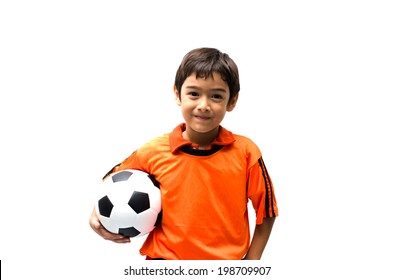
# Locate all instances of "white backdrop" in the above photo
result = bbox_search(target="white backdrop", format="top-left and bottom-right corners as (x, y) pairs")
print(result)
(1, 1), (392, 279)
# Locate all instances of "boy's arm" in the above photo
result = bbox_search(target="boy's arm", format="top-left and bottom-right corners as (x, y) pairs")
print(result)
(243, 217), (275, 260)
(89, 208), (131, 243)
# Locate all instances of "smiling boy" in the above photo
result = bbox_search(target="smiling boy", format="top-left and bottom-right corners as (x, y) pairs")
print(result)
(89, 47), (278, 260)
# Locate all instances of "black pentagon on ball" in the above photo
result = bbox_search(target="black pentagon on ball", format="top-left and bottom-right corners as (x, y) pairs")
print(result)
(98, 195), (114, 218)
(128, 191), (150, 214)
(119, 227), (141, 237)
(112, 170), (133, 182)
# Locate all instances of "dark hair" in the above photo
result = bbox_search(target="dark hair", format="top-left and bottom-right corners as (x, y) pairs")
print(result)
(174, 48), (240, 104)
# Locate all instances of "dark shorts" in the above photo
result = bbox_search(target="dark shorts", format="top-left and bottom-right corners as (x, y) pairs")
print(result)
(146, 256), (166, 260)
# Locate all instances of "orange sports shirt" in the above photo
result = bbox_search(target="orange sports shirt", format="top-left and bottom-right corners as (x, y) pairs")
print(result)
(108, 123), (278, 260)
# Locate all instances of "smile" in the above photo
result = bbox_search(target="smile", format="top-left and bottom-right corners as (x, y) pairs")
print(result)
(195, 115), (211, 121)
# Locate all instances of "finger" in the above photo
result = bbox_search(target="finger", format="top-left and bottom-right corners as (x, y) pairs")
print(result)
(99, 228), (130, 242)
(112, 237), (131, 243)
(90, 208), (130, 243)
(105, 233), (131, 243)
(90, 217), (104, 233)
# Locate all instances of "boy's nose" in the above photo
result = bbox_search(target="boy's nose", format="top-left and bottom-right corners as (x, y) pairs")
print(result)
(197, 97), (210, 111)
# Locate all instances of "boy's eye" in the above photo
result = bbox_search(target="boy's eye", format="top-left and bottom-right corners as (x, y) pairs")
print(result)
(187, 91), (199, 98)
(211, 94), (223, 100)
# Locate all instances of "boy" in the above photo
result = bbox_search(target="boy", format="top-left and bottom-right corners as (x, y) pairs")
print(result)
(89, 47), (278, 260)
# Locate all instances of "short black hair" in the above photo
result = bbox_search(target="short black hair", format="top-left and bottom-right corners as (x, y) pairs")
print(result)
(174, 48), (240, 104)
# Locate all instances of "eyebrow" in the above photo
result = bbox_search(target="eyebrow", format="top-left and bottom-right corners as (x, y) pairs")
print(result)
(185, 85), (227, 93)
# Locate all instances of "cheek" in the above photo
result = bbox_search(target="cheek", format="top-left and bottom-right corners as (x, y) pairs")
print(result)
(212, 106), (228, 122)
(180, 103), (192, 117)
(215, 104), (228, 115)
(180, 99), (194, 110)
(216, 111), (227, 121)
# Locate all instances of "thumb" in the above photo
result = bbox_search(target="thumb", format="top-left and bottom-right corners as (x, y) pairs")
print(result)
(89, 208), (102, 230)
(92, 218), (102, 230)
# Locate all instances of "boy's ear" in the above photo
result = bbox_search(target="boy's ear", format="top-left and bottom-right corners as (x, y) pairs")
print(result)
(173, 85), (181, 106)
(226, 93), (239, 112)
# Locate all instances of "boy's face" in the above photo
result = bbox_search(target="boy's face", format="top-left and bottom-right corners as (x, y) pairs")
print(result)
(174, 72), (237, 142)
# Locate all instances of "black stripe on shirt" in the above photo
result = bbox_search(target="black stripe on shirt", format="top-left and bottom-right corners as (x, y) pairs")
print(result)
(179, 145), (223, 156)
(258, 157), (277, 218)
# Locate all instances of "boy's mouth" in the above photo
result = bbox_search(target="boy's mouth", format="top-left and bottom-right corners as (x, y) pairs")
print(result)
(195, 115), (211, 121)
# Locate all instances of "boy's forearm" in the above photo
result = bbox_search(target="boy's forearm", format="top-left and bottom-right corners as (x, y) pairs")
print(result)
(243, 217), (275, 260)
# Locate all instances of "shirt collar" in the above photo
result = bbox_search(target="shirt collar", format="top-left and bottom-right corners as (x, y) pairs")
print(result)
(169, 123), (236, 153)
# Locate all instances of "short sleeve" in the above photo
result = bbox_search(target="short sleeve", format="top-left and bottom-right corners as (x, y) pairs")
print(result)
(247, 157), (278, 224)
(102, 150), (144, 181)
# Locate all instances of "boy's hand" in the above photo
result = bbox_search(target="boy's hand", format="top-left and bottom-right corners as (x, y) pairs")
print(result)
(89, 208), (131, 243)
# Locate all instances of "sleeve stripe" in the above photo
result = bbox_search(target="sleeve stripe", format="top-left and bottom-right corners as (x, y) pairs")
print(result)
(102, 163), (121, 181)
(258, 157), (277, 218)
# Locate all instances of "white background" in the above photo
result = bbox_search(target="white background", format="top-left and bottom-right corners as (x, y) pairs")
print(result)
(1, 0), (392, 279)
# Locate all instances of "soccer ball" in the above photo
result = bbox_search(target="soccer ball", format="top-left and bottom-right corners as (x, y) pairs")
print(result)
(96, 169), (161, 238)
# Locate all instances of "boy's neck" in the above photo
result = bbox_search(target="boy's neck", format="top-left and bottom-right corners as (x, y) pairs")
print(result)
(182, 126), (220, 150)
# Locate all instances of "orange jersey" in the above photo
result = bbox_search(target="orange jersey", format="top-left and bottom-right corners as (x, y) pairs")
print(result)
(108, 123), (278, 259)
